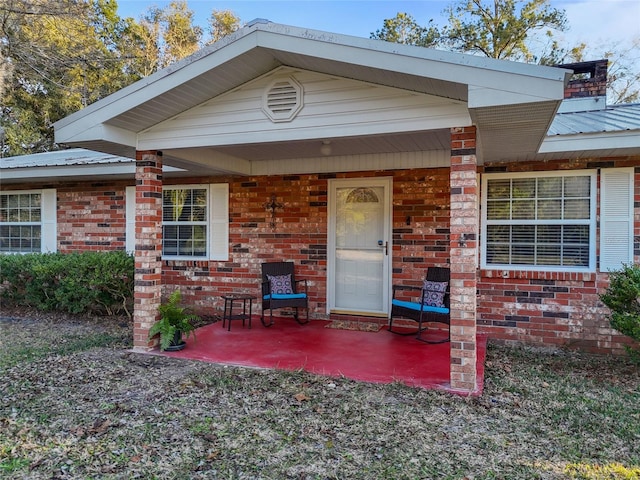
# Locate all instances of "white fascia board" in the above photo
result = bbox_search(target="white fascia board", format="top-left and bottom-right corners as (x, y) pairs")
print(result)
(255, 28), (568, 103)
(0, 163), (186, 182)
(163, 149), (252, 175)
(56, 123), (137, 148)
(257, 24), (568, 85)
(54, 31), (262, 135)
(1, 163), (136, 181)
(468, 80), (566, 109)
(540, 130), (640, 153)
(138, 112), (472, 150)
(54, 21), (569, 143)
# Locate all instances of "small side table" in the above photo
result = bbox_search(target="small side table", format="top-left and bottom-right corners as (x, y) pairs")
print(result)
(221, 294), (256, 331)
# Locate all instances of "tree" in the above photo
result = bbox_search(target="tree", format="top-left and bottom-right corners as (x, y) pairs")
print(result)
(443, 0), (567, 61)
(370, 12), (440, 47)
(0, 0), (239, 155)
(372, 1), (639, 102)
(208, 9), (241, 45)
(577, 39), (640, 105)
(143, 0), (202, 68)
(0, 0), (140, 154)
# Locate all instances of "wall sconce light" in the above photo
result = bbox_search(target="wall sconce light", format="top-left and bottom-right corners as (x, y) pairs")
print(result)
(320, 140), (332, 156)
(264, 194), (284, 229)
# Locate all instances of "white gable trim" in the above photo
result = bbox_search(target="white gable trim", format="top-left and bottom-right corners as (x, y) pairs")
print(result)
(138, 68), (470, 151)
(55, 22), (567, 154)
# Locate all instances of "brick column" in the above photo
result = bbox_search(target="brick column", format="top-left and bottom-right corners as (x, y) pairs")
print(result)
(132, 151), (163, 350)
(449, 127), (478, 393)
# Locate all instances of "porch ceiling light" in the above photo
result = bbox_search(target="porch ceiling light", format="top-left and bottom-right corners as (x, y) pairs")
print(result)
(320, 140), (332, 156)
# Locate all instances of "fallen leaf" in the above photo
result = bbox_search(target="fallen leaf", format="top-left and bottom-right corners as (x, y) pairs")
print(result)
(89, 418), (112, 434)
(130, 455), (141, 463)
(294, 392), (310, 402)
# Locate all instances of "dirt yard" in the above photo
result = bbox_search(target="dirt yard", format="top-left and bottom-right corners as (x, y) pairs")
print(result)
(1, 310), (639, 479)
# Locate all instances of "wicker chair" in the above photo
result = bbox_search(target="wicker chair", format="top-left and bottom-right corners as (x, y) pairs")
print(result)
(260, 261), (309, 327)
(388, 266), (450, 343)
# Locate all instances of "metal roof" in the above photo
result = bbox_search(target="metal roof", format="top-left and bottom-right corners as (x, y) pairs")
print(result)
(548, 103), (640, 136)
(0, 148), (185, 184)
(0, 148), (131, 169)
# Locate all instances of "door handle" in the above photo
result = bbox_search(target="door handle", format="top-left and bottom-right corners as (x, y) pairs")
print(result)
(377, 240), (388, 255)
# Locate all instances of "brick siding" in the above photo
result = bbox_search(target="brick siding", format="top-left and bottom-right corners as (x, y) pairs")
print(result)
(57, 182), (129, 252)
(6, 154), (639, 355)
(559, 59), (608, 99)
(479, 156), (640, 355)
(163, 168), (452, 318)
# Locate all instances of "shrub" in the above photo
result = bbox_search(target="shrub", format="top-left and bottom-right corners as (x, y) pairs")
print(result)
(0, 251), (134, 317)
(600, 263), (640, 363)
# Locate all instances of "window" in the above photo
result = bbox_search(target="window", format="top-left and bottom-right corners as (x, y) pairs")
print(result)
(163, 186), (208, 258)
(481, 171), (596, 271)
(0, 189), (56, 253)
(156, 184), (228, 260)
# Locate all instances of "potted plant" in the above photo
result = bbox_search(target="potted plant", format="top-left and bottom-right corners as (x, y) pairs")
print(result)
(149, 290), (200, 351)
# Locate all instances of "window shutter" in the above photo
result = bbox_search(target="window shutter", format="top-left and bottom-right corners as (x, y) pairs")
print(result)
(125, 186), (136, 254)
(600, 167), (634, 271)
(41, 189), (57, 253)
(209, 183), (229, 261)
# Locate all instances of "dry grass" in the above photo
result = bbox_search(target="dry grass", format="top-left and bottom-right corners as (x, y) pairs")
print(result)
(1, 311), (639, 479)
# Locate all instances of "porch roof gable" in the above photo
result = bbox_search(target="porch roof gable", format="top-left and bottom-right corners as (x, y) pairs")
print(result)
(54, 21), (569, 168)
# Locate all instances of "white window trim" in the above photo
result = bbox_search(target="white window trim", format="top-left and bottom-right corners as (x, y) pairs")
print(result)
(0, 188), (57, 254)
(480, 170), (597, 273)
(162, 184), (209, 261)
(126, 184), (229, 261)
(141, 183), (229, 261)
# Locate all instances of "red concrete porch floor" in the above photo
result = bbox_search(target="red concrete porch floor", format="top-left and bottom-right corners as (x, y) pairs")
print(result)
(156, 318), (488, 395)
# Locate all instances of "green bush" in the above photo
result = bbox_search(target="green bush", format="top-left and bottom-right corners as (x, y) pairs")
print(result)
(600, 263), (640, 363)
(0, 251), (134, 317)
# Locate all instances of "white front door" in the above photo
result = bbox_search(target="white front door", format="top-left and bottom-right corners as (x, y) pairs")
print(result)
(328, 177), (392, 315)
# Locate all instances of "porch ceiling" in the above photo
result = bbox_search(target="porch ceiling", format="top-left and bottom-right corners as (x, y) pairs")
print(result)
(156, 129), (453, 177)
(54, 21), (570, 172)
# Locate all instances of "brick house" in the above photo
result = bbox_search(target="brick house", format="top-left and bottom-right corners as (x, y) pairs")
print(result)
(2, 22), (640, 393)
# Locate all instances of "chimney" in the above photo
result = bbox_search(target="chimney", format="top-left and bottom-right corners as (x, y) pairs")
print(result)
(556, 59), (608, 112)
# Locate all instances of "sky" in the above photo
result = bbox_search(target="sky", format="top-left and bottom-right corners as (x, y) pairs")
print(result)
(115, 0), (640, 53)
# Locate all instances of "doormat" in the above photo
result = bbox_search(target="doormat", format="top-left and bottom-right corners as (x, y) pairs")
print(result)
(324, 320), (384, 332)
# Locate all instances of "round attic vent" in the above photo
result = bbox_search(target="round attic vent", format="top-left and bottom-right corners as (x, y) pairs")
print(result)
(262, 76), (304, 122)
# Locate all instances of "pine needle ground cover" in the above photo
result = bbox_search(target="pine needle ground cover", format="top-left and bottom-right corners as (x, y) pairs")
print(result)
(1, 312), (639, 479)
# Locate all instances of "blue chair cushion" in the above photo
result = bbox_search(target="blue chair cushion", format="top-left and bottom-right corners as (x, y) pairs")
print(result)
(392, 299), (449, 315)
(264, 293), (307, 300)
